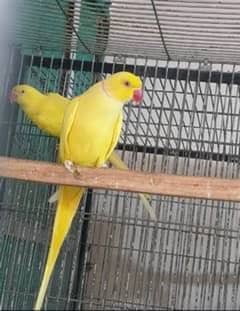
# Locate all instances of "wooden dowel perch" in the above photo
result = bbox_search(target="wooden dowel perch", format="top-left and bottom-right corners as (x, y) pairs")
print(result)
(0, 156), (240, 201)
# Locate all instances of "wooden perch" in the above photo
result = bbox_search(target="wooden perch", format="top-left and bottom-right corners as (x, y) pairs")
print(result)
(0, 156), (240, 201)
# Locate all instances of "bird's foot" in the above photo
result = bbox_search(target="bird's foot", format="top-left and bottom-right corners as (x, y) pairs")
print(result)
(64, 160), (80, 177)
(48, 190), (59, 204)
(101, 163), (109, 168)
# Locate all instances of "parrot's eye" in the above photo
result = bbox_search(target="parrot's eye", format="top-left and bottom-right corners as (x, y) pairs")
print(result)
(21, 90), (25, 94)
(124, 81), (130, 87)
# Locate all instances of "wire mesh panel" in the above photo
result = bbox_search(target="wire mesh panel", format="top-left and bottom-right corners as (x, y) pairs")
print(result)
(13, 0), (240, 63)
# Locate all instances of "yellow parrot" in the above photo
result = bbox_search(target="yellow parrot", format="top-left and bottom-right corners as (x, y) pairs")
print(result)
(11, 84), (156, 220)
(30, 72), (143, 309)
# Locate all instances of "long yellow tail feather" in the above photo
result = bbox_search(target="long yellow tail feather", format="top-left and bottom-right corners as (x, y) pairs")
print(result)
(34, 186), (85, 310)
(109, 152), (156, 221)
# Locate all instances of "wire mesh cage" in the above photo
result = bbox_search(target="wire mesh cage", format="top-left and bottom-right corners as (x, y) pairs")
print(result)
(1, 0), (240, 310)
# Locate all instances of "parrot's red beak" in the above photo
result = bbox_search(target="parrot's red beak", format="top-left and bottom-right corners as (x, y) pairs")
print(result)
(9, 90), (17, 103)
(132, 88), (143, 104)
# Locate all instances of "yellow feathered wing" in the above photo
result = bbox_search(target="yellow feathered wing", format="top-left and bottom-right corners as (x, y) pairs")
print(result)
(32, 93), (66, 137)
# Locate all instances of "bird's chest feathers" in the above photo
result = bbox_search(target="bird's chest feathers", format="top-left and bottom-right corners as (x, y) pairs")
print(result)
(67, 103), (122, 165)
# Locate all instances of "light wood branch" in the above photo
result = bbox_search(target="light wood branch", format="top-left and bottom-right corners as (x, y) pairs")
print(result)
(0, 156), (239, 201)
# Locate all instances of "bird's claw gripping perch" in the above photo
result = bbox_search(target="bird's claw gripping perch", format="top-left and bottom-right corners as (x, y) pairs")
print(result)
(101, 163), (109, 168)
(64, 160), (80, 177)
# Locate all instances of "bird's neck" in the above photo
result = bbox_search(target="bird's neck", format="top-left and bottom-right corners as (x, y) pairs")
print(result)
(101, 80), (112, 98)
(22, 94), (44, 115)
(100, 81), (125, 111)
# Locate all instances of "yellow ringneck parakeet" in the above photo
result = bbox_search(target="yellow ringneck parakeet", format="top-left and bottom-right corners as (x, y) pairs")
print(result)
(11, 84), (156, 220)
(33, 72), (143, 309)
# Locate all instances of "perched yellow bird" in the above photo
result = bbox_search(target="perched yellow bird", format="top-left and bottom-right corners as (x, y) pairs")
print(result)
(11, 84), (156, 220)
(31, 72), (143, 309)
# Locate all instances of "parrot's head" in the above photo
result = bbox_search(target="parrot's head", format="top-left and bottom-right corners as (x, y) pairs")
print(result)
(103, 71), (143, 104)
(10, 84), (42, 106)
